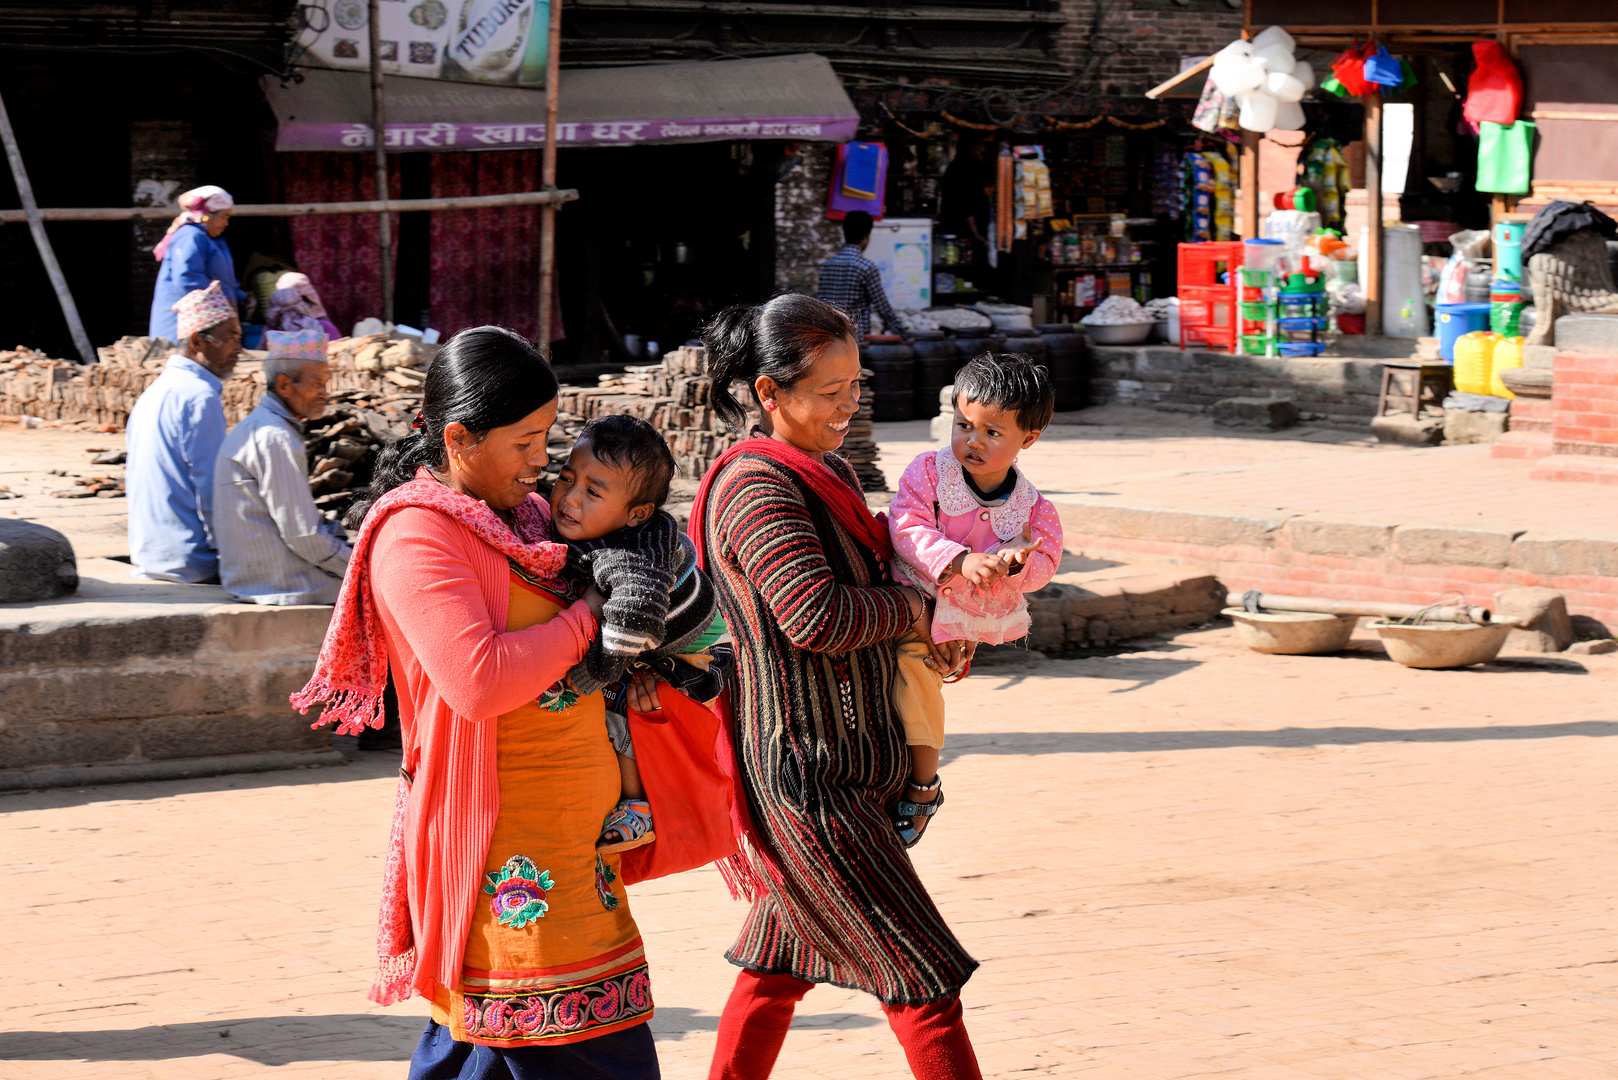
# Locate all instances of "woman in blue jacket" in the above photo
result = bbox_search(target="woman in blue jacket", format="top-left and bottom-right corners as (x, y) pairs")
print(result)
(149, 185), (244, 342)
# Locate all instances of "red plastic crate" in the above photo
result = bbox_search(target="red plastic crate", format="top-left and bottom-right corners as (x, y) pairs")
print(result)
(1177, 242), (1244, 351)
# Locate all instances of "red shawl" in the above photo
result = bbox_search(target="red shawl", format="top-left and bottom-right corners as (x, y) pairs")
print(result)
(689, 434), (892, 571)
(290, 467), (569, 735)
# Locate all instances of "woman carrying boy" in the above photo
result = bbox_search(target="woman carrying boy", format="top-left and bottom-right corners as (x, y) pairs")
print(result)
(293, 327), (663, 1078)
(692, 294), (984, 1080)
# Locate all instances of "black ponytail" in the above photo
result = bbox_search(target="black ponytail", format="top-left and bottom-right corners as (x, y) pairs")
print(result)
(702, 293), (855, 430)
(345, 325), (559, 529)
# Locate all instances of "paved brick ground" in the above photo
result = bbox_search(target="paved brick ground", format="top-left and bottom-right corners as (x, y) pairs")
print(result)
(3, 623), (1616, 1079)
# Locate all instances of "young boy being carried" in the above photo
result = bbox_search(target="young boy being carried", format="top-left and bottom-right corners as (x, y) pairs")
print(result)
(545, 414), (730, 854)
(887, 353), (1065, 845)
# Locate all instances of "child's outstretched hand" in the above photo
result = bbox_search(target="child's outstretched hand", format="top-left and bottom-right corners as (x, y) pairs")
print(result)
(954, 551), (1007, 589)
(994, 534), (1044, 571)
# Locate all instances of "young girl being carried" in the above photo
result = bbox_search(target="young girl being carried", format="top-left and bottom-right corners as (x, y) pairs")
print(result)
(887, 352), (1065, 844)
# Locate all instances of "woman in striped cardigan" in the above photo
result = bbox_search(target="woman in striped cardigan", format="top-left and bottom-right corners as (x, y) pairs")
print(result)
(691, 295), (983, 1080)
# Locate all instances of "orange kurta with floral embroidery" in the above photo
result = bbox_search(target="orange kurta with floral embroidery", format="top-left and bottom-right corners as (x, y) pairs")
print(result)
(430, 573), (652, 1046)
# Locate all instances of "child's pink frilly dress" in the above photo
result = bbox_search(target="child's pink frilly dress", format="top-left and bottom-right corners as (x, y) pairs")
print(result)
(889, 447), (1063, 645)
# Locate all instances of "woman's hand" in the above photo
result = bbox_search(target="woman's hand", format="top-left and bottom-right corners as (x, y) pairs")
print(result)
(902, 586), (965, 678)
(625, 670), (662, 713)
(582, 584), (608, 623)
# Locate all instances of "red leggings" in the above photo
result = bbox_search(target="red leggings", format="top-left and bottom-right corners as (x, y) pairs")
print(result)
(708, 969), (983, 1080)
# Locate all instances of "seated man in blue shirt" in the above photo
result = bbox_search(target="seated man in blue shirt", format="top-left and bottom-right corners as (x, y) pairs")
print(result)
(125, 280), (241, 583)
(214, 330), (352, 605)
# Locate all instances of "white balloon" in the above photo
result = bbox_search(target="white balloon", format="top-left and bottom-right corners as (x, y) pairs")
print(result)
(1254, 42), (1296, 73)
(1238, 91), (1279, 133)
(1267, 71), (1306, 103)
(1251, 25), (1296, 52)
(1212, 57), (1266, 96)
(1274, 99), (1306, 132)
(1292, 56), (1317, 90)
(1217, 39), (1255, 63)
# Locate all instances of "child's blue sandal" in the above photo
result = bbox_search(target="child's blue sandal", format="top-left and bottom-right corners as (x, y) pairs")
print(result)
(597, 798), (656, 854)
(892, 776), (944, 848)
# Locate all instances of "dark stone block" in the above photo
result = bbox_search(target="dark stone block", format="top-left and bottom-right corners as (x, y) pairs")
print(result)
(0, 614), (209, 672)
(0, 521), (77, 604)
(1554, 314), (1618, 352)
(1213, 397), (1299, 430)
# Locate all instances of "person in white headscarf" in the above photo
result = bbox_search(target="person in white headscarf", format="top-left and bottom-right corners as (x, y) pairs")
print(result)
(148, 185), (245, 342)
(264, 271), (341, 340)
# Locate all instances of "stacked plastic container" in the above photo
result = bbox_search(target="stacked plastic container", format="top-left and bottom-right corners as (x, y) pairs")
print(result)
(1275, 273), (1328, 356)
(1237, 240), (1281, 356)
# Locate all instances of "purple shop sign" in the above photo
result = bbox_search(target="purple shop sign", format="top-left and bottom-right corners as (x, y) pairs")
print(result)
(278, 115), (860, 151)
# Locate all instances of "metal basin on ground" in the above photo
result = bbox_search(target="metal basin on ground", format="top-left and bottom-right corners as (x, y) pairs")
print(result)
(1083, 322), (1153, 345)
(1370, 620), (1512, 668)
(1223, 608), (1358, 654)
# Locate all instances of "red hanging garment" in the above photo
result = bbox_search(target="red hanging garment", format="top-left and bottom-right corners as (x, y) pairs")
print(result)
(1330, 41), (1375, 98)
(1463, 40), (1522, 126)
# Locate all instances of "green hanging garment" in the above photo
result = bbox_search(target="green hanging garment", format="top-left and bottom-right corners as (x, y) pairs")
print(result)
(1477, 120), (1535, 194)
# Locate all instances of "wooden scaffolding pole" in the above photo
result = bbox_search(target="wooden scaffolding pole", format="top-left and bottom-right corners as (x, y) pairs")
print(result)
(0, 189), (578, 225)
(1364, 98), (1384, 335)
(536, 0), (564, 357)
(1239, 130), (1261, 239)
(0, 89), (96, 364)
(368, 0), (394, 324)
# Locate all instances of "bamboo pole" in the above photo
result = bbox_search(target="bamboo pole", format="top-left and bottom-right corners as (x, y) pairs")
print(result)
(1238, 129), (1261, 240)
(1239, 592), (1495, 624)
(537, 0), (565, 357)
(368, 0), (394, 324)
(1364, 98), (1383, 336)
(0, 190), (579, 225)
(1144, 56), (1214, 100)
(0, 89), (96, 365)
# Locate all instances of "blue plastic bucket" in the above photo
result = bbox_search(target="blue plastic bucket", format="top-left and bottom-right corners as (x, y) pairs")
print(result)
(1435, 302), (1492, 360)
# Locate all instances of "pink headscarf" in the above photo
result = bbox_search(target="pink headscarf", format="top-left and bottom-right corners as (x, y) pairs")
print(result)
(152, 185), (234, 262)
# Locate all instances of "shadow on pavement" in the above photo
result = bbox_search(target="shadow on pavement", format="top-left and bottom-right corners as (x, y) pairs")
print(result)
(940, 720), (1618, 763)
(651, 1007), (879, 1041)
(0, 1014), (421, 1064)
(0, 1008), (882, 1061)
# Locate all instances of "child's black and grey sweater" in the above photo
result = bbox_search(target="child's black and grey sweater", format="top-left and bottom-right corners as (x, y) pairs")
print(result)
(554, 508), (720, 697)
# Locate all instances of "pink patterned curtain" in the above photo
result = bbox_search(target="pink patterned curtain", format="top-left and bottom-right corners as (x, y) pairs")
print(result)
(429, 151), (546, 341)
(278, 153), (400, 338)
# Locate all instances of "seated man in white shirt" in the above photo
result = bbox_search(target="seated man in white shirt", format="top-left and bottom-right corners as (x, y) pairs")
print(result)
(214, 329), (352, 605)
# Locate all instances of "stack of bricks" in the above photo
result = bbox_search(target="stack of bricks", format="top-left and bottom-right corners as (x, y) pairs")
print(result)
(0, 337), (265, 429)
(554, 345), (888, 491)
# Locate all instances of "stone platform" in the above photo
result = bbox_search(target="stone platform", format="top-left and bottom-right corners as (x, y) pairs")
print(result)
(0, 558), (338, 790)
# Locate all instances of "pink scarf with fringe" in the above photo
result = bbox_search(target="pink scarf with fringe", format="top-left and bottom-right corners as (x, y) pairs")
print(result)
(291, 468), (569, 1004)
(291, 467), (567, 734)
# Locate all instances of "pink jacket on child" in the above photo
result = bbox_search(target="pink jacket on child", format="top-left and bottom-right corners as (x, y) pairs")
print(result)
(889, 446), (1063, 645)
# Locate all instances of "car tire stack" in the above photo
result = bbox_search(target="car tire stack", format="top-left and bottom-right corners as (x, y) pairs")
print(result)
(1038, 323), (1089, 412)
(911, 332), (961, 423)
(862, 338), (916, 421)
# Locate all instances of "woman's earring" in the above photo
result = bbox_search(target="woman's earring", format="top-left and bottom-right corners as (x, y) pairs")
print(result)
(764, 400), (777, 411)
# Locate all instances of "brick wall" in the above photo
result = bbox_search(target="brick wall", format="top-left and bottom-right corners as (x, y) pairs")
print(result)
(1088, 344), (1384, 428)
(1054, 500), (1618, 627)
(1058, 0), (1243, 94)
(775, 145), (844, 297)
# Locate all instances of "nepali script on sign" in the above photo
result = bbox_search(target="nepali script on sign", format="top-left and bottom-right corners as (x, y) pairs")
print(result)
(319, 119), (842, 149)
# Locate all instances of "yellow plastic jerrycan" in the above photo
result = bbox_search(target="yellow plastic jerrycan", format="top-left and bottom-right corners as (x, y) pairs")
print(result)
(1489, 336), (1526, 399)
(1452, 331), (1500, 396)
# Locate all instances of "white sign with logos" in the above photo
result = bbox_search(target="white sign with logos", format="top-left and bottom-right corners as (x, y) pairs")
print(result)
(291, 0), (550, 84)
(865, 218), (933, 312)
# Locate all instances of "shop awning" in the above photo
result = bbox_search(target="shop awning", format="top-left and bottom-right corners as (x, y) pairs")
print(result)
(262, 54), (859, 152)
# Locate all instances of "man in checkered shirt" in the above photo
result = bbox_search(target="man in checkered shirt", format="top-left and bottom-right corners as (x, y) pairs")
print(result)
(816, 211), (905, 343)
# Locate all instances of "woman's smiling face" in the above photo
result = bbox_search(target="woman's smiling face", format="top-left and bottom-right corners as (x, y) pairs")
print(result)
(443, 399), (558, 512)
(756, 334), (862, 456)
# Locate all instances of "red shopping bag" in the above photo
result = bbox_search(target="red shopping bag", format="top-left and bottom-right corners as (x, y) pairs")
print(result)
(618, 687), (739, 886)
(1331, 41), (1375, 98)
(1463, 40), (1522, 126)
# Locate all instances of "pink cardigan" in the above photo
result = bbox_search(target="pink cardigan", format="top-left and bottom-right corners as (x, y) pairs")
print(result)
(370, 505), (596, 998)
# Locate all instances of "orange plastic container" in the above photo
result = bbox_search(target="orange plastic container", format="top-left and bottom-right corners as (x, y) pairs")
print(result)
(1177, 241), (1245, 351)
